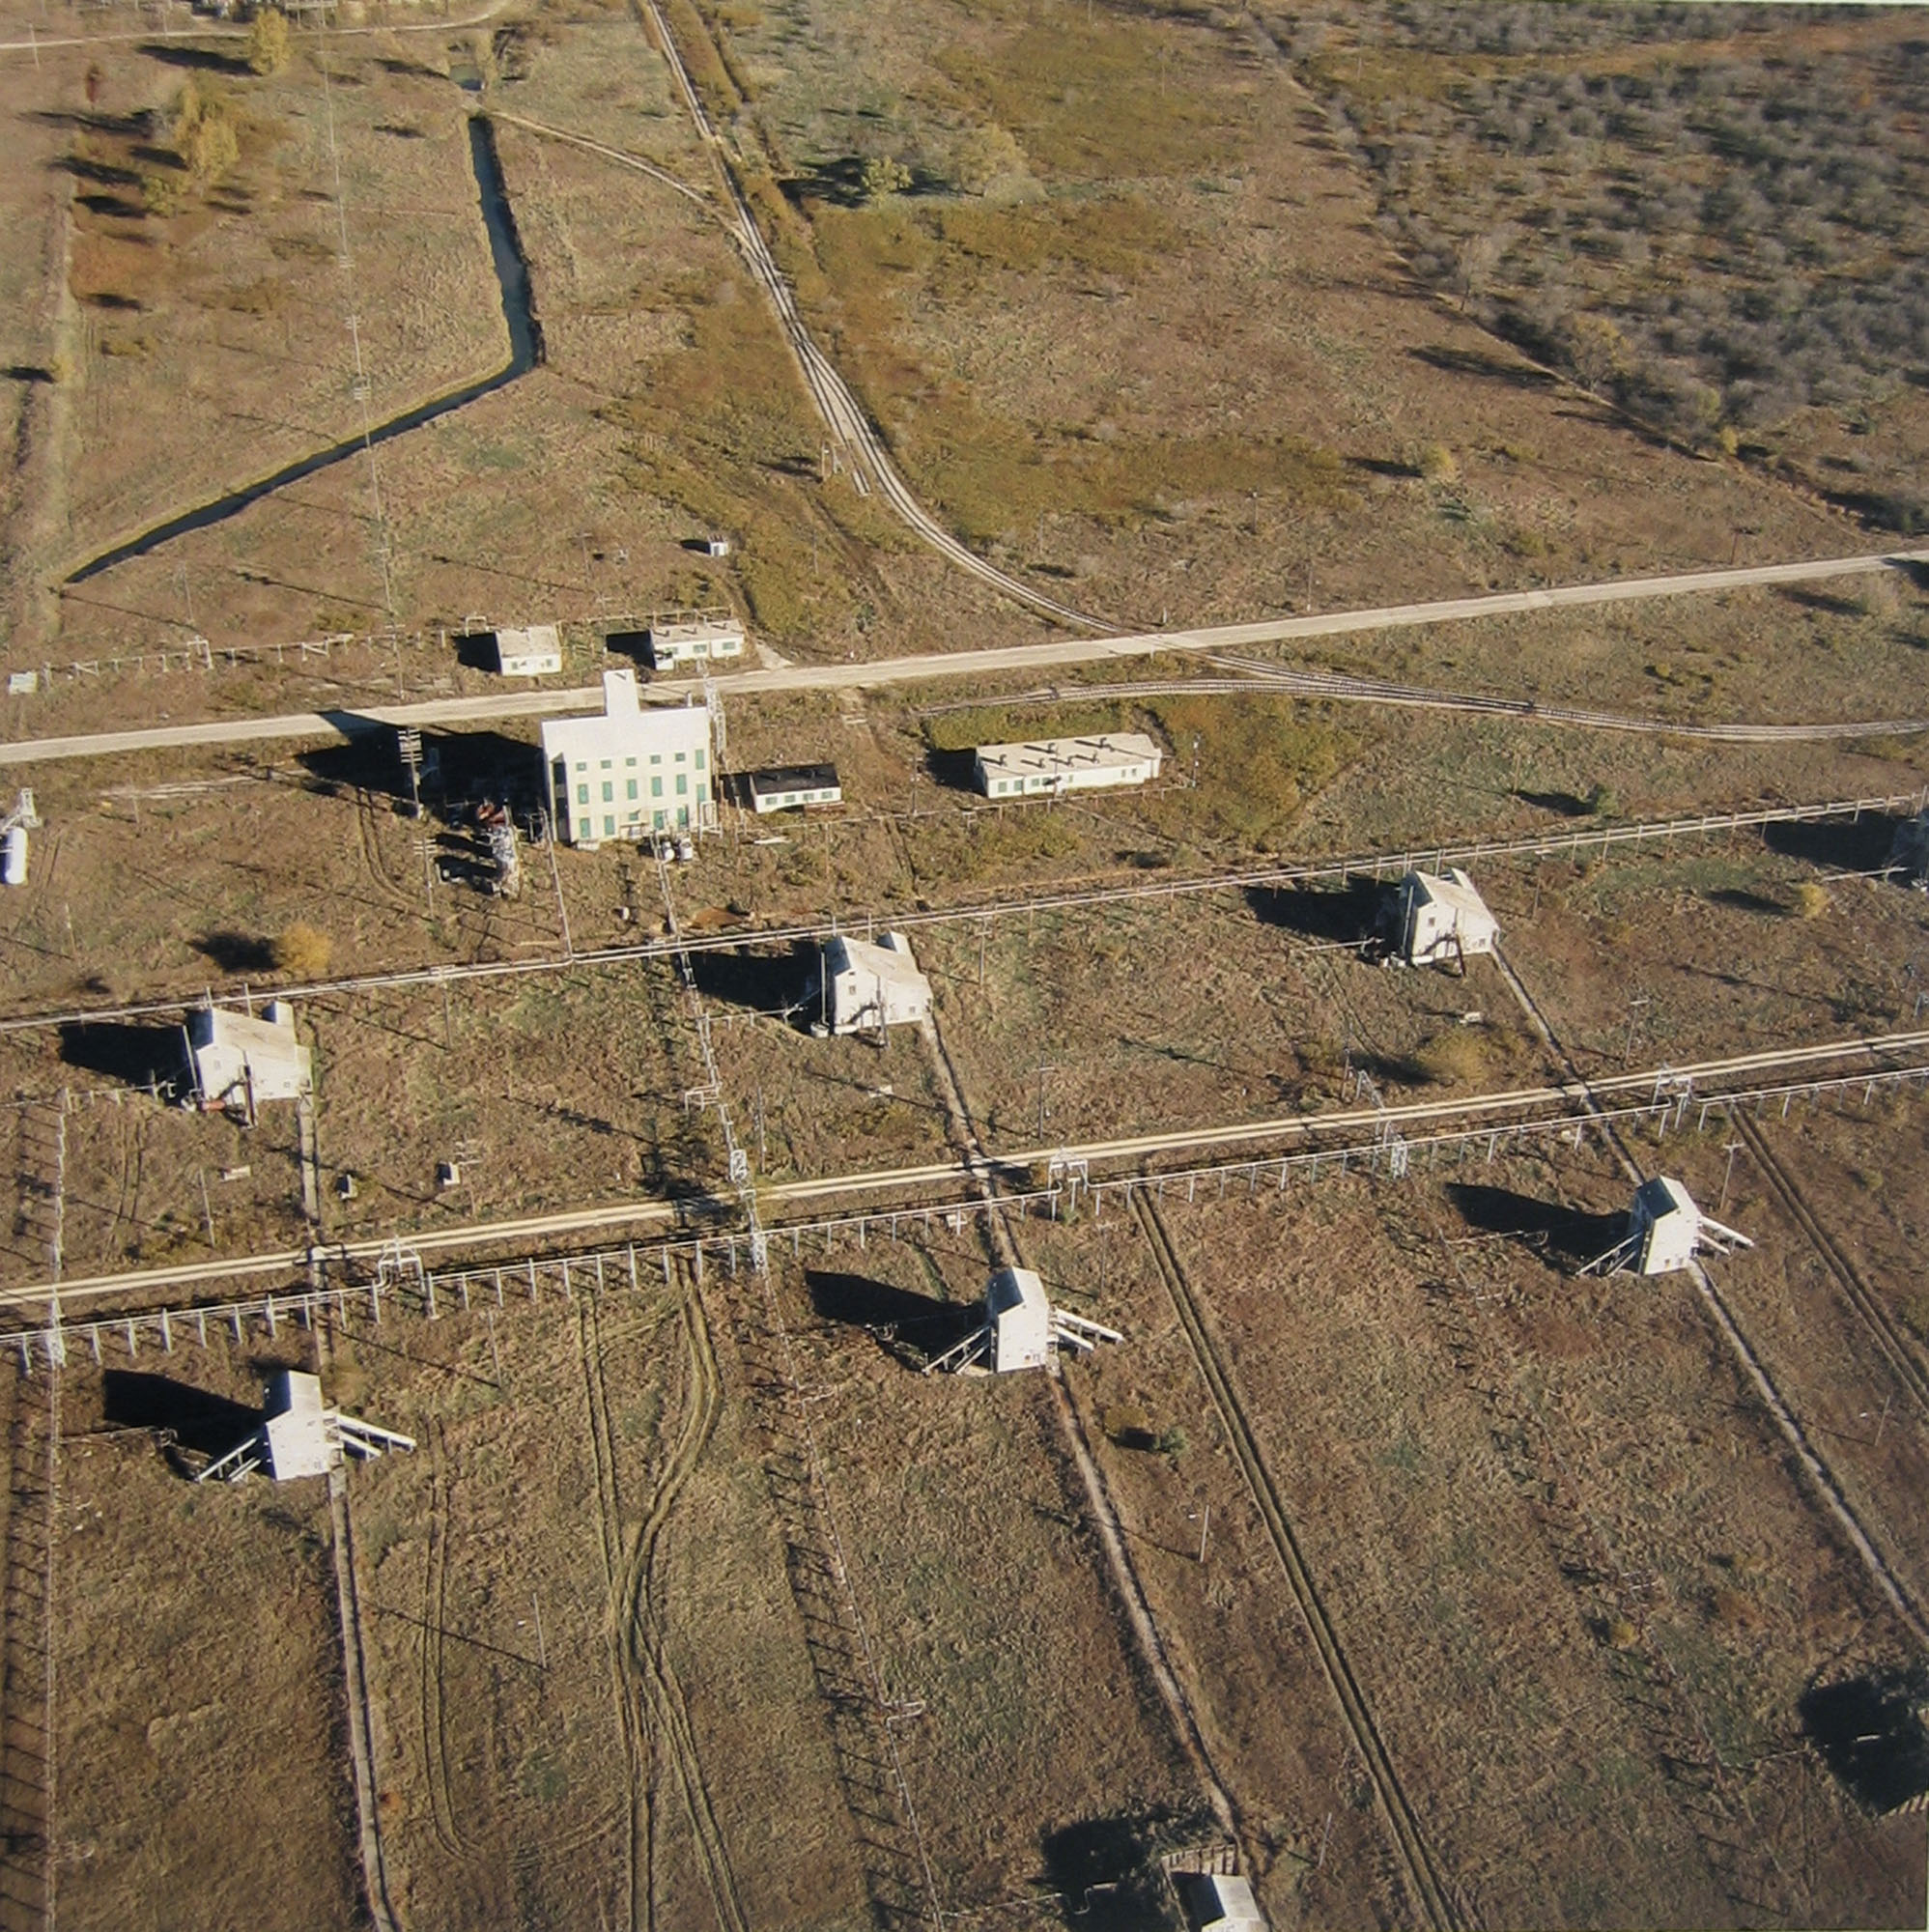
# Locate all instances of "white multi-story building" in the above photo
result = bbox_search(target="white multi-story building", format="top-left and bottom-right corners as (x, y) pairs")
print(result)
(540, 669), (715, 846)
(973, 732), (1163, 799)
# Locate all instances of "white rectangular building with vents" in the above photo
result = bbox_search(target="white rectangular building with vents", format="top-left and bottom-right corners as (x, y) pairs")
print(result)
(973, 733), (1163, 799)
(540, 669), (715, 846)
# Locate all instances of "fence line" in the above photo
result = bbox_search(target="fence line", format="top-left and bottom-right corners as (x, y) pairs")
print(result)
(13, 1059), (1926, 1370)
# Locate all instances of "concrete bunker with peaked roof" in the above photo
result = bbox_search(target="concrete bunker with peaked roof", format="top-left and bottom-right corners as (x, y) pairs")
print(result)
(1582, 1176), (1754, 1277)
(1390, 867), (1498, 968)
(183, 1002), (311, 1113)
(924, 1268), (1123, 1376)
(816, 931), (932, 1035)
(195, 1370), (416, 1483)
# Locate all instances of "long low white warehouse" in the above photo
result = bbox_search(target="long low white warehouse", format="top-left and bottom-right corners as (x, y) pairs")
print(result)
(973, 732), (1163, 799)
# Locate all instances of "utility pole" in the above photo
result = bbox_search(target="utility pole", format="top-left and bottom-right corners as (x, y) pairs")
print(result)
(1719, 1138), (1745, 1213)
(1623, 994), (1651, 1065)
(1036, 1060), (1060, 1144)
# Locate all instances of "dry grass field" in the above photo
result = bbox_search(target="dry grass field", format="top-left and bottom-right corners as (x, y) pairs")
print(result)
(6, 0), (1929, 1923)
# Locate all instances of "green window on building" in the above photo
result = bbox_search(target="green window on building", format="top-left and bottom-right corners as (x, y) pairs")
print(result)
(578, 817), (591, 840)
(626, 779), (638, 801)
(695, 751), (706, 771)
(675, 773), (688, 796)
(602, 781), (613, 803)
(577, 783), (589, 806)
(653, 809), (666, 831)
(604, 814), (615, 838)
(651, 776), (663, 798)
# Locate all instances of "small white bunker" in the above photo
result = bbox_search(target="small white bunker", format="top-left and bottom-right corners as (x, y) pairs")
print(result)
(1393, 867), (1498, 968)
(1585, 1176), (1753, 1277)
(925, 1268), (1123, 1376)
(196, 1370), (417, 1484)
(184, 1002), (312, 1112)
(817, 932), (931, 1035)
(491, 623), (563, 676)
(646, 612), (746, 670)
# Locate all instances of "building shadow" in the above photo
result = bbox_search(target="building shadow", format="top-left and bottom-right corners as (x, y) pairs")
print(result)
(452, 630), (498, 671)
(1800, 1669), (1929, 1815)
(1037, 1812), (1189, 1930)
(601, 628), (653, 668)
(804, 1269), (979, 1368)
(1777, 583), (1866, 618)
(1445, 1181), (1624, 1267)
(689, 943), (812, 1017)
(297, 726), (539, 819)
(57, 1019), (184, 1090)
(1763, 813), (1902, 872)
(923, 747), (979, 793)
(101, 1370), (259, 1471)
(1244, 876), (1380, 943)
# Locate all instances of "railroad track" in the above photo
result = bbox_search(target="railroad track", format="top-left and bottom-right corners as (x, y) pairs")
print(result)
(1728, 1110), (1929, 1419)
(1130, 1190), (1469, 1931)
(1208, 654), (1929, 745)
(629, 0), (1108, 634)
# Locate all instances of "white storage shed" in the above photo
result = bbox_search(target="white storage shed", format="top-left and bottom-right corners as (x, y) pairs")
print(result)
(646, 614), (746, 670)
(184, 1002), (312, 1112)
(491, 624), (563, 676)
(1394, 867), (1499, 967)
(987, 1267), (1054, 1373)
(818, 932), (931, 1035)
(974, 733), (1163, 799)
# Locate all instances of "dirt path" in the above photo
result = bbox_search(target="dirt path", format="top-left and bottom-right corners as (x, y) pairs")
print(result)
(1131, 1189), (1468, 1930)
(9, 544), (1925, 765)
(627, 0), (1107, 632)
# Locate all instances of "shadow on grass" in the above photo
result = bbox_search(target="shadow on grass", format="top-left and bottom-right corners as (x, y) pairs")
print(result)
(805, 1268), (979, 1368)
(58, 1019), (184, 1090)
(1801, 1668), (1929, 1815)
(1244, 875), (1380, 943)
(102, 1369), (258, 1469)
(1445, 1181), (1624, 1267)
(1763, 813), (1902, 872)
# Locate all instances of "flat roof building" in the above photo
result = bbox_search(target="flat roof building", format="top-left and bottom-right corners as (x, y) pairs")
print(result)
(1393, 867), (1498, 968)
(184, 1001), (311, 1113)
(818, 931), (931, 1035)
(747, 764), (841, 814)
(539, 669), (715, 846)
(646, 613), (746, 670)
(490, 624), (562, 676)
(974, 733), (1163, 799)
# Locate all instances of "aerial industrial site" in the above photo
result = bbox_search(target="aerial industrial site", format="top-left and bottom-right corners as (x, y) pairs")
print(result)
(1, 0), (1927, 1926)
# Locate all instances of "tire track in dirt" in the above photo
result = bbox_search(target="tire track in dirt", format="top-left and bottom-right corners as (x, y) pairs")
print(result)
(1728, 1110), (1929, 1420)
(1492, 947), (1929, 1646)
(628, 0), (1108, 634)
(419, 1420), (468, 1861)
(582, 1288), (747, 1932)
(619, 1277), (749, 1932)
(1418, 1218), (1778, 1918)
(578, 1295), (653, 1930)
(1129, 1189), (1470, 1932)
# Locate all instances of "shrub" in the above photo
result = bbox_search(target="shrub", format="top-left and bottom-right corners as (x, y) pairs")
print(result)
(1793, 881), (1830, 920)
(1154, 1426), (1188, 1459)
(273, 921), (331, 978)
(859, 156), (912, 204)
(1416, 441), (1459, 484)
(1405, 1030), (1489, 1086)
(246, 7), (291, 76)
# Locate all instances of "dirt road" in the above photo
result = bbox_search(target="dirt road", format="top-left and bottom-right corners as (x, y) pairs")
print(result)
(4, 546), (1924, 767)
